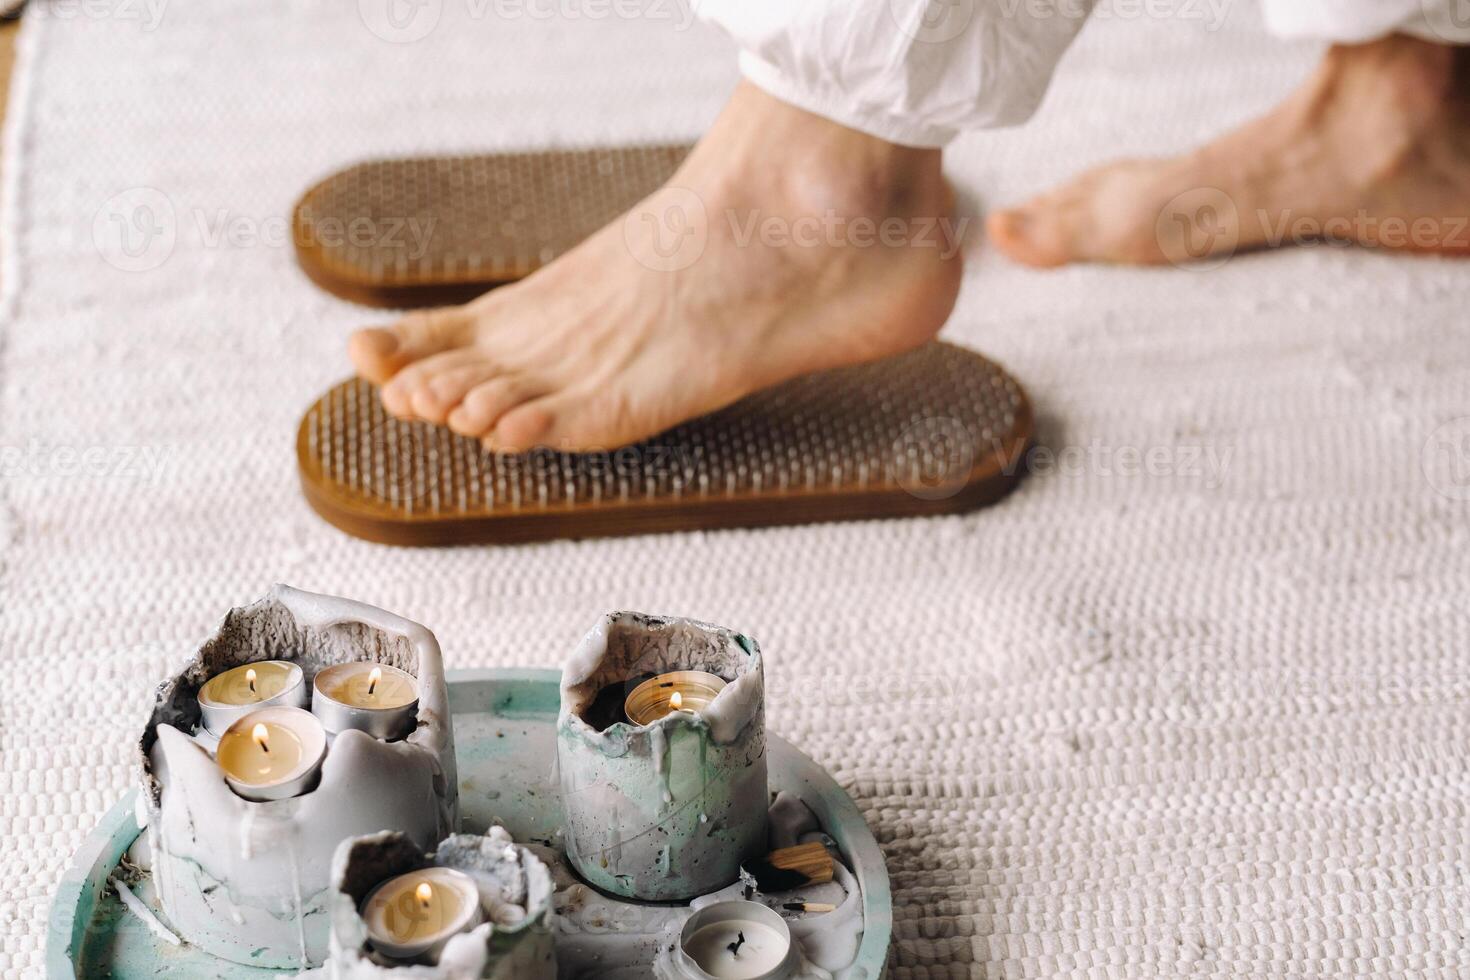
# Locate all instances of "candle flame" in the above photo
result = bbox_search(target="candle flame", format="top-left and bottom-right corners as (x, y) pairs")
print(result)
(670, 691), (683, 709)
(368, 666), (382, 696)
(245, 667), (258, 695)
(251, 723), (270, 753)
(415, 882), (433, 909)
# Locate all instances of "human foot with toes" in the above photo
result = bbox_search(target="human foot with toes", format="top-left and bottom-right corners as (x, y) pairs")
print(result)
(348, 82), (963, 453)
(987, 35), (1470, 267)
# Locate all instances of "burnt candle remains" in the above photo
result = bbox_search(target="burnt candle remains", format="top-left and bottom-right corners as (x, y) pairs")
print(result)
(726, 931), (747, 957)
(583, 675), (657, 731)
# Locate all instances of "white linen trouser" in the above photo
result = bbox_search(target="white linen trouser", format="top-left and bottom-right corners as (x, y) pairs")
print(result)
(693, 0), (1470, 147)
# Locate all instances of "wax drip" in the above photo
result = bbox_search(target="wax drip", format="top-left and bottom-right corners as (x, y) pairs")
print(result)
(238, 806), (255, 861)
(606, 801), (623, 871)
(650, 725), (672, 806)
(699, 737), (711, 833)
(288, 836), (306, 968)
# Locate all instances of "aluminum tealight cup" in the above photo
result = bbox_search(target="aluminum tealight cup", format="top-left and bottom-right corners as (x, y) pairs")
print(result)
(198, 660), (307, 737)
(676, 901), (797, 980)
(216, 705), (327, 802)
(361, 866), (484, 963)
(312, 662), (419, 741)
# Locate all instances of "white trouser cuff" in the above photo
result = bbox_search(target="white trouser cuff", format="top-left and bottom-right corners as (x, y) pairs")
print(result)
(737, 51), (957, 149)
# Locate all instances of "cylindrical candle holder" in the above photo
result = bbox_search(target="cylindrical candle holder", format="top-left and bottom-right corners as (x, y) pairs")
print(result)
(327, 829), (556, 978)
(557, 612), (768, 901)
(136, 585), (459, 970)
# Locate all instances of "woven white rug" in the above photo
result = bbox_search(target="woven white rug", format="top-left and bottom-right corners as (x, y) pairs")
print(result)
(4, 1), (1470, 976)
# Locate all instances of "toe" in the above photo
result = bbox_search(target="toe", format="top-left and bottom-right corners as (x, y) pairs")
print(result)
(379, 349), (486, 419)
(987, 207), (1072, 269)
(488, 386), (646, 453)
(446, 376), (542, 440)
(989, 162), (1187, 268)
(410, 361), (503, 425)
(348, 307), (474, 384)
(490, 399), (558, 453)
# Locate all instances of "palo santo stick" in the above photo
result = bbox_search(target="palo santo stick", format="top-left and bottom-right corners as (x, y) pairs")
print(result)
(747, 842), (834, 891)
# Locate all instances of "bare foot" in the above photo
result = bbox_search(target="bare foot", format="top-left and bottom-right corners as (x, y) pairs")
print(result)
(988, 35), (1470, 267)
(347, 83), (962, 452)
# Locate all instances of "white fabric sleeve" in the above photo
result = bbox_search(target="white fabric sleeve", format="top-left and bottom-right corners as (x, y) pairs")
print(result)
(693, 0), (1096, 148)
(1260, 0), (1470, 44)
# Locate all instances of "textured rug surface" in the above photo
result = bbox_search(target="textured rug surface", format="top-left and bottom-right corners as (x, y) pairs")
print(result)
(4, 1), (1470, 977)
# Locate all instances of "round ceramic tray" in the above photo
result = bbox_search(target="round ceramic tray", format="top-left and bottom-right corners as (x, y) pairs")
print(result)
(47, 668), (891, 978)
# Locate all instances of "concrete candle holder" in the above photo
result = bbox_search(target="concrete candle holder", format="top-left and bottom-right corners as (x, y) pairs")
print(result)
(557, 612), (768, 901)
(136, 585), (457, 969)
(328, 829), (556, 978)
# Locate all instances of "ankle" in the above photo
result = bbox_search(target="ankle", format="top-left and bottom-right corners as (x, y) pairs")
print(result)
(1317, 35), (1460, 124)
(702, 82), (948, 219)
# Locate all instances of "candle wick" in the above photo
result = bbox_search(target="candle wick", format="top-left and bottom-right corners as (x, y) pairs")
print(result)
(259, 740), (269, 754)
(368, 678), (377, 695)
(726, 931), (746, 957)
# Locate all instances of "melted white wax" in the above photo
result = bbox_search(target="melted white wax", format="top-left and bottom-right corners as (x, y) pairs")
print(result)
(112, 878), (181, 947)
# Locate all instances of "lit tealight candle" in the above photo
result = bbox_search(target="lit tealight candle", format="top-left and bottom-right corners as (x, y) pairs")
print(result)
(623, 670), (728, 727)
(361, 867), (484, 962)
(312, 662), (419, 740)
(677, 901), (796, 980)
(197, 660), (306, 736)
(215, 705), (327, 802)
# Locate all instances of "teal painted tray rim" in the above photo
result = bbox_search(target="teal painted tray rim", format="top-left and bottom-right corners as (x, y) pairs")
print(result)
(47, 667), (892, 977)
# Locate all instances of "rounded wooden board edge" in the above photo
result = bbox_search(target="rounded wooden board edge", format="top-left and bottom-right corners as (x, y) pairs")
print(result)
(48, 668), (892, 978)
